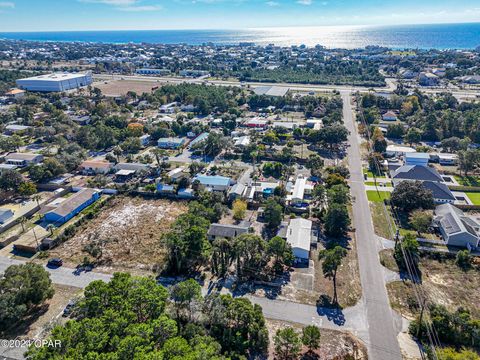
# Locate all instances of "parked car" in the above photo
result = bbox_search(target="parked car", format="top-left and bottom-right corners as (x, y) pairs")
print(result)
(47, 258), (63, 267)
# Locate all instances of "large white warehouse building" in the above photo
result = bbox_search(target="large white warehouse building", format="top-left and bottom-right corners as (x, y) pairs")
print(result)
(16, 72), (92, 92)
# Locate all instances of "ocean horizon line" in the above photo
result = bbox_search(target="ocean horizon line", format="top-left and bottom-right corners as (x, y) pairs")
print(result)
(1, 22), (480, 50)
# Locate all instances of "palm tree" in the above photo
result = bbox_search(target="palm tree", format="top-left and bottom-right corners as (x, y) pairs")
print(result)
(32, 194), (42, 207)
(19, 216), (27, 233)
(46, 224), (56, 237)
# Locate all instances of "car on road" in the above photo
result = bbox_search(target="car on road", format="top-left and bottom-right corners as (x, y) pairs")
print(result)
(47, 258), (63, 267)
(62, 300), (76, 317)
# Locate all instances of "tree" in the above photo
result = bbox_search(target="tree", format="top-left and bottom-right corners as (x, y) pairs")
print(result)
(263, 198), (283, 229)
(394, 233), (419, 270)
(233, 234), (267, 280)
(170, 279), (201, 322)
(409, 209), (433, 235)
(0, 169), (23, 191)
(306, 154), (324, 178)
(404, 127), (422, 145)
(302, 325), (321, 353)
(368, 152), (384, 175)
(455, 250), (472, 270)
(371, 127), (387, 153)
(0, 263), (54, 330)
(437, 347), (480, 360)
(318, 246), (347, 304)
(327, 184), (350, 205)
(268, 236), (294, 271)
(274, 327), (302, 360)
(458, 149), (480, 176)
(232, 199), (247, 221)
(323, 203), (350, 237)
(391, 181), (434, 212)
(18, 181), (37, 196)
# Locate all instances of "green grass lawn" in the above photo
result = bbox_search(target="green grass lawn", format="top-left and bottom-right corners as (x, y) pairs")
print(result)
(465, 192), (480, 205)
(363, 169), (386, 178)
(365, 181), (393, 187)
(366, 190), (391, 202)
(454, 175), (480, 187)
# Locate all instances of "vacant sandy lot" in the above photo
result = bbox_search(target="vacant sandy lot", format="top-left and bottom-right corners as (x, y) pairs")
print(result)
(93, 79), (159, 97)
(48, 196), (187, 275)
(266, 319), (367, 360)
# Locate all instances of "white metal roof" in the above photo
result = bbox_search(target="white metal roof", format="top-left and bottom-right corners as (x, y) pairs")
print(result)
(287, 218), (312, 251)
(18, 73), (90, 82)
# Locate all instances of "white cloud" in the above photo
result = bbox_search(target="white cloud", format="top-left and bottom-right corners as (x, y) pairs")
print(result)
(79, 0), (138, 5)
(266, 1), (279, 6)
(297, 0), (312, 5)
(79, 0), (161, 11)
(118, 4), (162, 11)
(0, 2), (15, 8)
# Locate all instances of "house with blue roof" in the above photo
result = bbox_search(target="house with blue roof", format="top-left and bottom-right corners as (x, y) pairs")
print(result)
(193, 175), (232, 191)
(157, 137), (186, 149)
(44, 188), (100, 225)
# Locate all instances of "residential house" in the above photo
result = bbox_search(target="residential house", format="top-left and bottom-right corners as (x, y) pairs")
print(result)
(0, 208), (14, 224)
(434, 203), (480, 249)
(391, 165), (455, 204)
(286, 218), (312, 262)
(114, 162), (150, 174)
(207, 222), (251, 241)
(139, 134), (151, 146)
(405, 152), (430, 167)
(159, 102), (177, 114)
(5, 88), (25, 100)
(5, 153), (43, 167)
(193, 175), (232, 192)
(385, 145), (416, 157)
(391, 165), (444, 185)
(289, 175), (314, 204)
(189, 132), (209, 148)
(4, 124), (32, 135)
(44, 188), (101, 225)
(438, 153), (458, 166)
(419, 72), (439, 86)
(234, 136), (251, 149)
(157, 137), (185, 149)
(228, 183), (246, 201)
(79, 160), (114, 175)
(382, 111), (398, 121)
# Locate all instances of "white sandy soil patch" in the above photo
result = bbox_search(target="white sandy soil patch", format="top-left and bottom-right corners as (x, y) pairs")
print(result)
(48, 196), (187, 274)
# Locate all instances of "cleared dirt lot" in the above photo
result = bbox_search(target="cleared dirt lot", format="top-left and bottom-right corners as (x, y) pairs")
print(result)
(381, 249), (480, 319)
(48, 196), (187, 275)
(266, 319), (367, 359)
(93, 79), (159, 97)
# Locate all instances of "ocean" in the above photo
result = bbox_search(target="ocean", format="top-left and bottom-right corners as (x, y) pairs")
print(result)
(0, 23), (480, 49)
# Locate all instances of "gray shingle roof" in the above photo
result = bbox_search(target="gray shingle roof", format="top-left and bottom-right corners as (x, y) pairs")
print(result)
(422, 181), (455, 201)
(207, 223), (250, 238)
(391, 165), (443, 182)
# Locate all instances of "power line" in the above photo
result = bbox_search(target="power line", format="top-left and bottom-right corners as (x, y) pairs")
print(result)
(355, 92), (440, 359)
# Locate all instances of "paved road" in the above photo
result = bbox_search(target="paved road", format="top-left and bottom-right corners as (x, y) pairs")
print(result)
(93, 73), (397, 93)
(341, 92), (403, 360)
(0, 256), (112, 288)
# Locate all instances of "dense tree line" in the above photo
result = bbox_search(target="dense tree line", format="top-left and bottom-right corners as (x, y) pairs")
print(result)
(26, 273), (269, 359)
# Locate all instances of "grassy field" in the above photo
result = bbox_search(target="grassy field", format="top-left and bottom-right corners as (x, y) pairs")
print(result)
(370, 202), (394, 239)
(365, 181), (393, 187)
(454, 175), (480, 187)
(366, 190), (391, 202)
(465, 192), (480, 205)
(382, 249), (480, 319)
(363, 169), (386, 178)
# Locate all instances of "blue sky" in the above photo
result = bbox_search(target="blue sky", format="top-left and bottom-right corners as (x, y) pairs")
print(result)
(0, 0), (480, 31)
